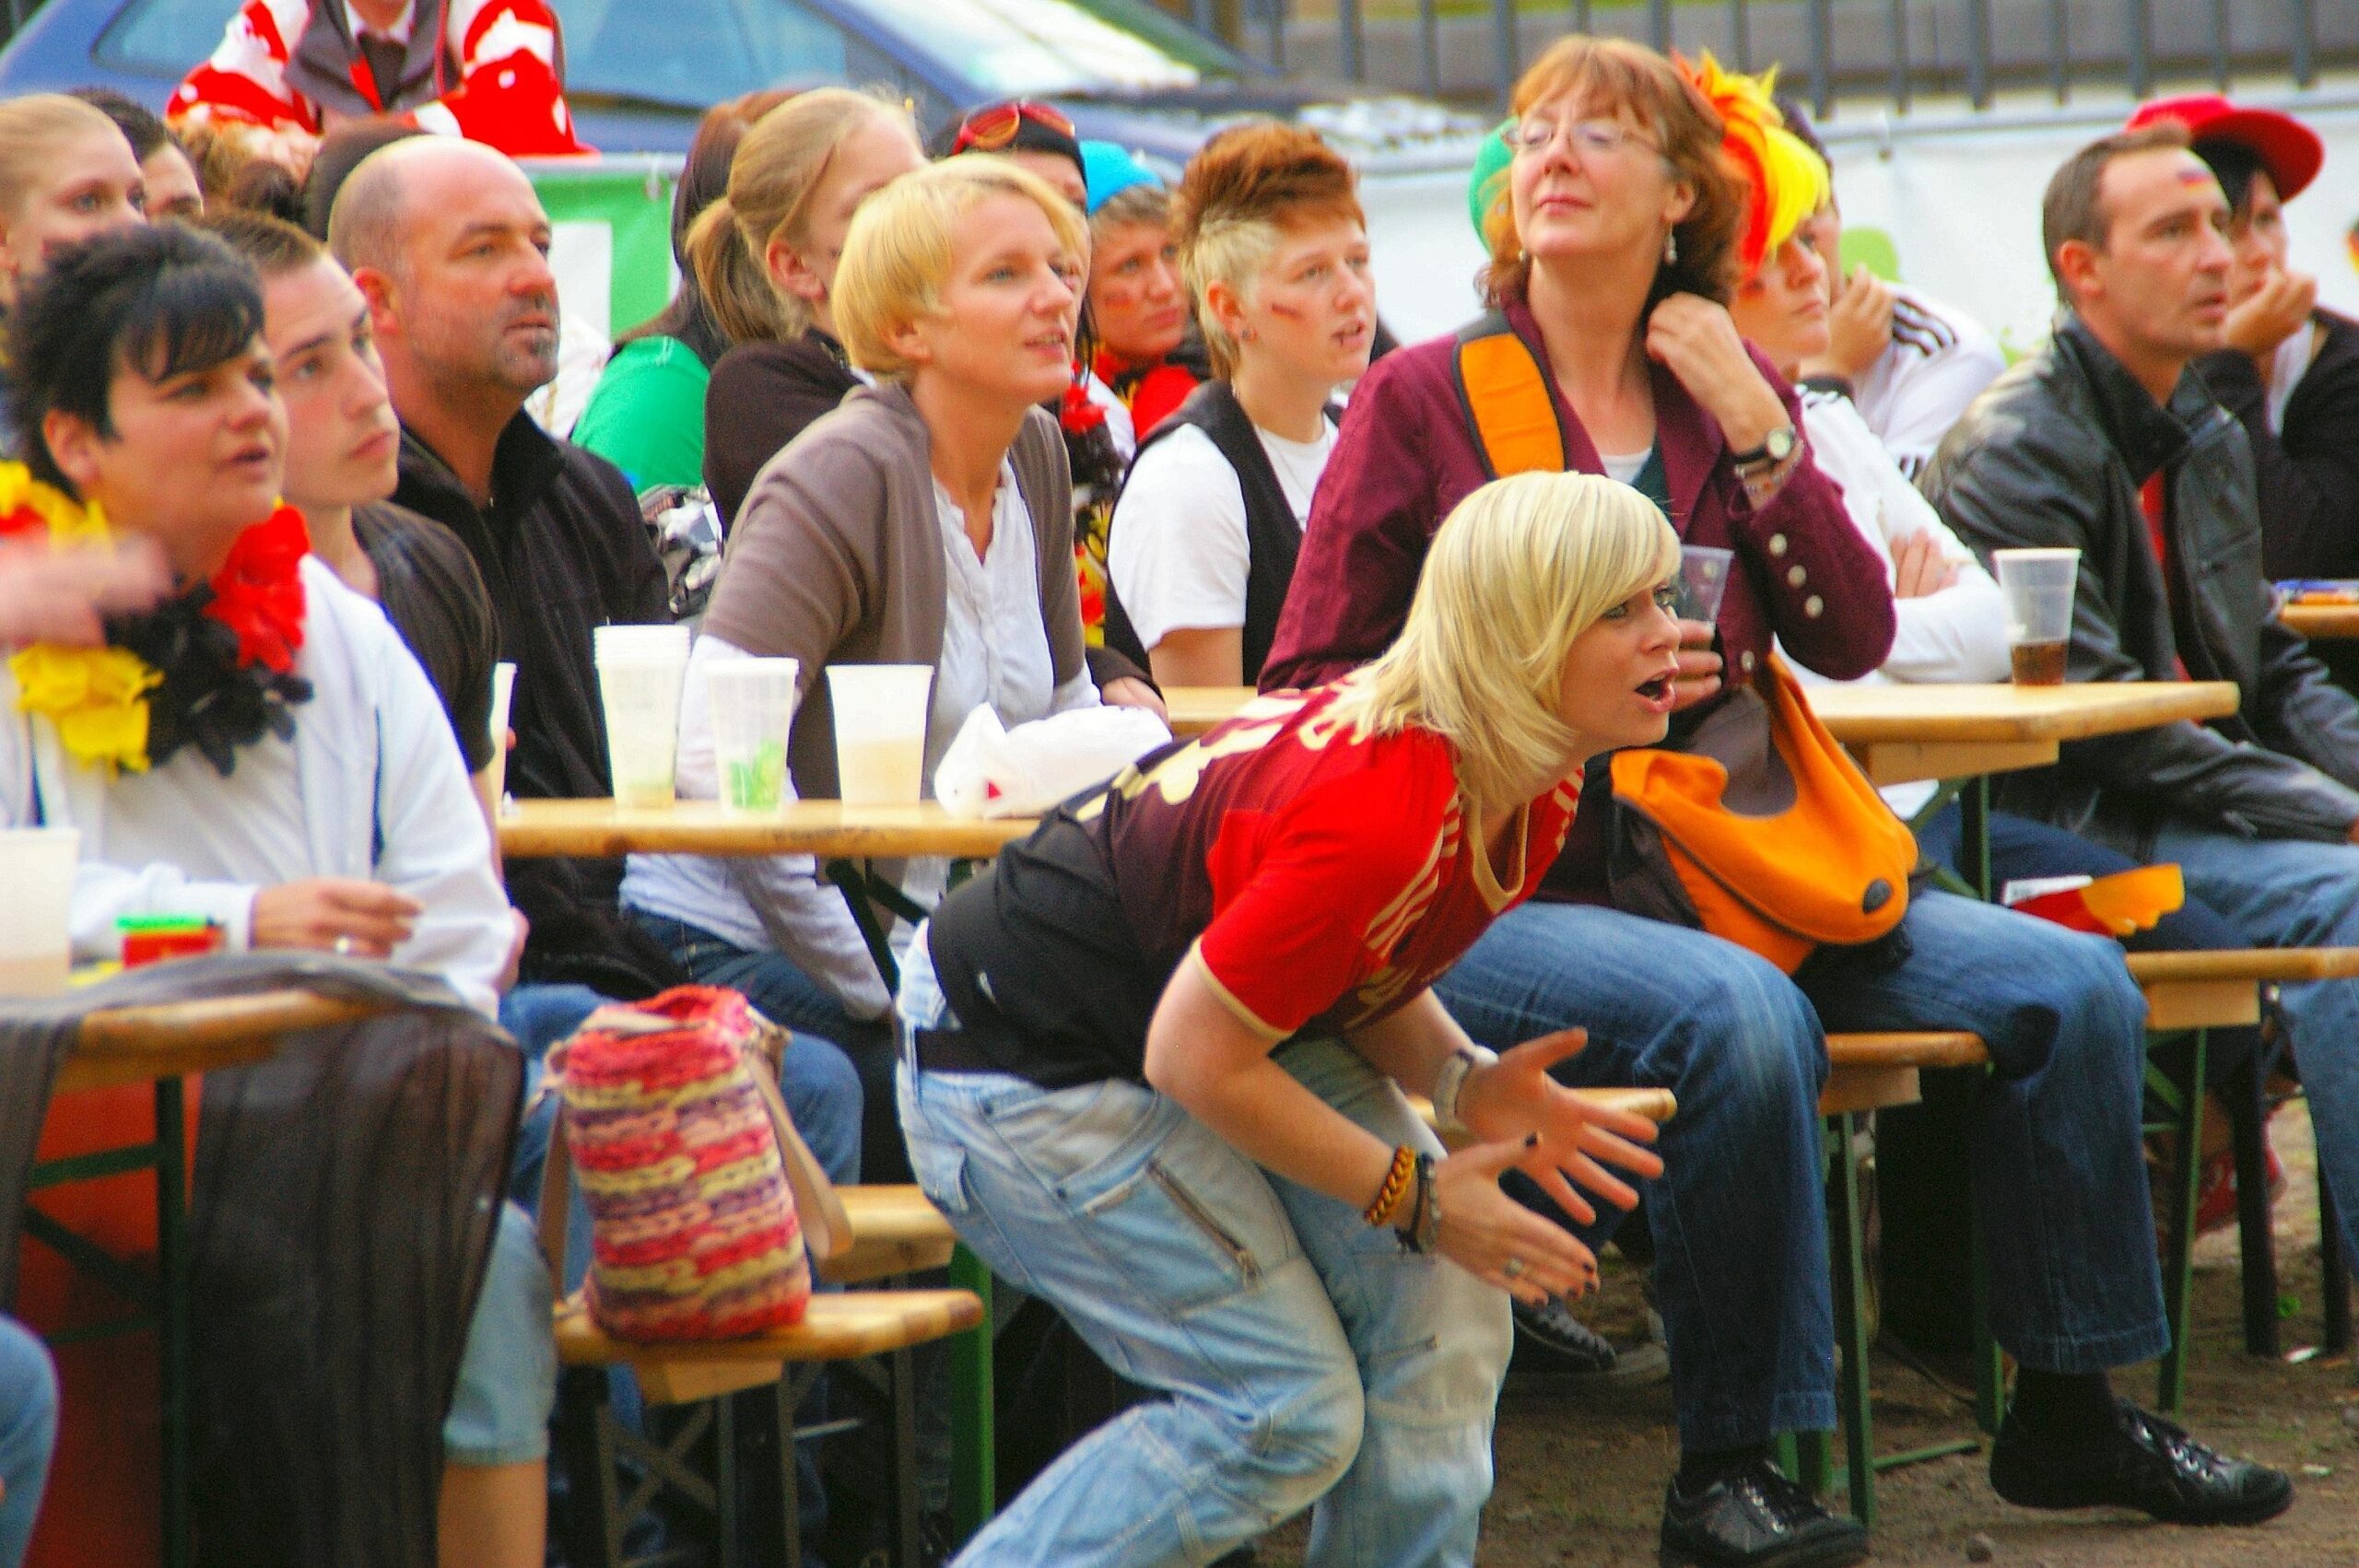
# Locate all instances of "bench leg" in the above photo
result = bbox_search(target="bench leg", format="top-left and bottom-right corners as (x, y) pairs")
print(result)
(2229, 1057), (2281, 1357)
(890, 1345), (921, 1567)
(553, 1365), (626, 1568)
(2322, 1140), (2353, 1356)
(948, 1245), (996, 1542)
(1826, 1110), (1876, 1527)
(2157, 1030), (2208, 1415)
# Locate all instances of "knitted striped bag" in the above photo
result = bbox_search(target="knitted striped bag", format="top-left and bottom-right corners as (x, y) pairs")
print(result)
(536, 986), (830, 1341)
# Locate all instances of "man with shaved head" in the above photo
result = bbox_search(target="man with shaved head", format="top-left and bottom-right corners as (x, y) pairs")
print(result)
(330, 137), (689, 1004)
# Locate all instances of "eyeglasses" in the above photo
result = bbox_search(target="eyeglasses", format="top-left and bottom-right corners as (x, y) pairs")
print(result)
(1507, 115), (1661, 161)
(952, 100), (1077, 154)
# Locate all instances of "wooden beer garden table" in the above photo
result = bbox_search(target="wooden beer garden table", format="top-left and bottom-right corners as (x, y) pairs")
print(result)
(2280, 602), (2359, 640)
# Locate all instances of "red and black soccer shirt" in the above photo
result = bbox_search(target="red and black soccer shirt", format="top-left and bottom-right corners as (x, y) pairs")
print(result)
(922, 677), (1581, 1086)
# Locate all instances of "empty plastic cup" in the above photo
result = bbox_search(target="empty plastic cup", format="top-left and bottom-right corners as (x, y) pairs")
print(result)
(0, 826), (78, 995)
(1675, 545), (1735, 624)
(594, 624), (691, 809)
(707, 658), (801, 814)
(827, 664), (933, 804)
(1992, 548), (2081, 686)
(485, 661), (517, 808)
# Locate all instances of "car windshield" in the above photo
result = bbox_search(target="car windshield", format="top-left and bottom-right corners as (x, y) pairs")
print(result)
(100, 0), (1218, 111)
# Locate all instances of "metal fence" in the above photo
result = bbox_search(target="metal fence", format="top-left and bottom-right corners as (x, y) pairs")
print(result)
(1206, 0), (2359, 111)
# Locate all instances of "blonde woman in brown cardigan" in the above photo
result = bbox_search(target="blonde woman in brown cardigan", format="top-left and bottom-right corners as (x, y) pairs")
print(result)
(619, 157), (1112, 1176)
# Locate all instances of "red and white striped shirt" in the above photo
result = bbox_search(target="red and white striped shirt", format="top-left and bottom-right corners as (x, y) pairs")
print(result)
(168, 0), (588, 157)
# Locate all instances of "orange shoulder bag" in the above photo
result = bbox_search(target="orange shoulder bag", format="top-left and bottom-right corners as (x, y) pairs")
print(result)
(1451, 315), (1915, 972)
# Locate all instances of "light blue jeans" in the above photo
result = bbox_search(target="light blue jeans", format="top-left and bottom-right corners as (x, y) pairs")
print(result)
(2137, 822), (2359, 1270)
(0, 1316), (55, 1568)
(896, 939), (1510, 1568)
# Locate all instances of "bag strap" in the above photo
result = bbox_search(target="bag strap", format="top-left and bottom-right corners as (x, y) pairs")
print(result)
(535, 1103), (573, 1284)
(1450, 311), (1567, 481)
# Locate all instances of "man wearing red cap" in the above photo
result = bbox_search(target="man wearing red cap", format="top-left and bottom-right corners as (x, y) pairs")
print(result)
(2130, 98), (2359, 660)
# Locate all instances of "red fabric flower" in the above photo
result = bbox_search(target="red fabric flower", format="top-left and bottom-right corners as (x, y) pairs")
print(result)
(205, 504), (310, 673)
(1059, 379), (1107, 437)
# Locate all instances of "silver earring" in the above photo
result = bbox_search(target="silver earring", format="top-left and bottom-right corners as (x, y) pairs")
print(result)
(1664, 229), (1679, 266)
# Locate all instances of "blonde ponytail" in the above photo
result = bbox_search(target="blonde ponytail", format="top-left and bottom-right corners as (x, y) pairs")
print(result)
(686, 193), (790, 346)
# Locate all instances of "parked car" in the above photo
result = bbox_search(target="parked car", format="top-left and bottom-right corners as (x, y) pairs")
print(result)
(0, 0), (1488, 334)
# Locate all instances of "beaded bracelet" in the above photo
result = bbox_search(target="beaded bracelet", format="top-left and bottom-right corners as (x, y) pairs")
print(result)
(1363, 1143), (1416, 1228)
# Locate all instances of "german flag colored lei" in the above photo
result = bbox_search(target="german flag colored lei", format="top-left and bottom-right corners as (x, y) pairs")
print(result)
(0, 462), (312, 775)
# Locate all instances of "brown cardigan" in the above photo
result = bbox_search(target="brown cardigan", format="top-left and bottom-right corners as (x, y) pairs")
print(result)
(699, 381), (1086, 800)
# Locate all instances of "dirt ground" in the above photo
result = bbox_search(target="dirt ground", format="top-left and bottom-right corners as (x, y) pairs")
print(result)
(1264, 1103), (2359, 1566)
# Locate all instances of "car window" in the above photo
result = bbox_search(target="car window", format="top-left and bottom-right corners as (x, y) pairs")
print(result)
(855, 0), (1204, 96)
(97, 0), (244, 80)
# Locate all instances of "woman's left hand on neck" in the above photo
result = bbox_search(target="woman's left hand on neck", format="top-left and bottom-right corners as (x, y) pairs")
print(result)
(1644, 293), (1790, 453)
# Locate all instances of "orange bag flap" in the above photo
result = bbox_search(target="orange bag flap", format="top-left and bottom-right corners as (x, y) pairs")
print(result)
(1456, 328), (1566, 479)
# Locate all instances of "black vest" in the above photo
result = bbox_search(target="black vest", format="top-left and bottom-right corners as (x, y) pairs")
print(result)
(1101, 380), (1313, 685)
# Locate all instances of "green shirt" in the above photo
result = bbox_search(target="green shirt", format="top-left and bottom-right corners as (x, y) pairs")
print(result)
(570, 334), (711, 494)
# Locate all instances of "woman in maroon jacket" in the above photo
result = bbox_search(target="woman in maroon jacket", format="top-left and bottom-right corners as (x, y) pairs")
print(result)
(1270, 36), (2250, 1566)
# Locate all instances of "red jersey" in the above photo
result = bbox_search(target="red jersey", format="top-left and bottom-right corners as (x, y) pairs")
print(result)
(168, 0), (588, 158)
(922, 677), (1580, 1085)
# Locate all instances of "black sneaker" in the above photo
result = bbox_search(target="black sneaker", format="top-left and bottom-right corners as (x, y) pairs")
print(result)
(1658, 1459), (1869, 1567)
(1989, 1398), (2294, 1526)
(1511, 1293), (1672, 1383)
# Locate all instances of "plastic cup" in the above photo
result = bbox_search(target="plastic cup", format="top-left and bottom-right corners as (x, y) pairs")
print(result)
(1674, 544), (1735, 624)
(594, 624), (691, 809)
(0, 826), (78, 995)
(707, 658), (801, 814)
(485, 661), (517, 809)
(826, 664), (933, 804)
(1992, 548), (2081, 686)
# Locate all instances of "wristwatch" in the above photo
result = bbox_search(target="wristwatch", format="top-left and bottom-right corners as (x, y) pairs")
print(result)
(1731, 424), (1798, 474)
(1430, 1045), (1498, 1135)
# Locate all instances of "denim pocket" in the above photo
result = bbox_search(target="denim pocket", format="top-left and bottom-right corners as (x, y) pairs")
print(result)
(982, 1078), (1173, 1200)
(1076, 1154), (1273, 1315)
(902, 1123), (973, 1219)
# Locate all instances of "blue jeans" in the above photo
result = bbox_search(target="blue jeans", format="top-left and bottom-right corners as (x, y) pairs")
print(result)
(2131, 823), (2359, 1270)
(0, 1316), (55, 1568)
(628, 909), (886, 1185)
(1435, 890), (2167, 1450)
(1915, 805), (2259, 1084)
(443, 1201), (558, 1466)
(898, 943), (1510, 1567)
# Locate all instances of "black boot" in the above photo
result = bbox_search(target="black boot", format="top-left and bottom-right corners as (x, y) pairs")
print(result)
(1989, 1397), (2294, 1525)
(1657, 1457), (1869, 1567)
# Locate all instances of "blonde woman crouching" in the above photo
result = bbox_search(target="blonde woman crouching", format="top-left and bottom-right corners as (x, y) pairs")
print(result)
(897, 470), (1680, 1567)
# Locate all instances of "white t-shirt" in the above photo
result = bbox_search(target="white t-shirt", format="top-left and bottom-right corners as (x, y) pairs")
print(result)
(1107, 417), (1336, 652)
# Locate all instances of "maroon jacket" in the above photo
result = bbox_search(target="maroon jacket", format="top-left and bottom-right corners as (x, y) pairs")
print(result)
(1262, 298), (1895, 899)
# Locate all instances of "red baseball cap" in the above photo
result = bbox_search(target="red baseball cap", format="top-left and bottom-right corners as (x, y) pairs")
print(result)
(2126, 93), (2324, 202)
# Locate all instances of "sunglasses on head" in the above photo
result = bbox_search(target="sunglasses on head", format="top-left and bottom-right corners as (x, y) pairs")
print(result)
(953, 100), (1076, 154)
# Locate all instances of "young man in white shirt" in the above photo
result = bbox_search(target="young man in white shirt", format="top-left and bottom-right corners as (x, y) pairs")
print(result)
(1105, 123), (1374, 689)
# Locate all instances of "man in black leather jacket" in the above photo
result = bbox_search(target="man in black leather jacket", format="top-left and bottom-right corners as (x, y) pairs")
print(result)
(1930, 123), (2359, 1371)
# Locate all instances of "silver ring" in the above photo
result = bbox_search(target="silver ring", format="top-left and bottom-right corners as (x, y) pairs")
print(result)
(1502, 1257), (1526, 1281)
(334, 935), (357, 957)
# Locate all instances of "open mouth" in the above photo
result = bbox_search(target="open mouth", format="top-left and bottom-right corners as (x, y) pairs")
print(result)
(1634, 667), (1680, 712)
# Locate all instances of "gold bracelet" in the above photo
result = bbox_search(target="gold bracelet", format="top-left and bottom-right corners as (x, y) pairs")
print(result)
(1363, 1143), (1416, 1228)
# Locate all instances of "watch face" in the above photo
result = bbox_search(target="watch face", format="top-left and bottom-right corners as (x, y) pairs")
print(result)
(1766, 426), (1797, 461)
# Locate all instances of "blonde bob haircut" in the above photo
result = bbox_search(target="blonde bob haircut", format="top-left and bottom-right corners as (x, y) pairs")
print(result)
(1327, 471), (1680, 811)
(0, 95), (125, 217)
(685, 88), (916, 346)
(834, 157), (1089, 383)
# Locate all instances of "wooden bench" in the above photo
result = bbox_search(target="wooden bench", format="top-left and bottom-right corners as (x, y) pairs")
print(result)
(2119, 946), (2359, 1382)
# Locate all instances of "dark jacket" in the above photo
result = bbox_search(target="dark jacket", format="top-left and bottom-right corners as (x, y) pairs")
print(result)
(394, 413), (687, 995)
(703, 330), (860, 530)
(354, 498), (499, 774)
(1924, 315), (2359, 846)
(2196, 307), (2359, 582)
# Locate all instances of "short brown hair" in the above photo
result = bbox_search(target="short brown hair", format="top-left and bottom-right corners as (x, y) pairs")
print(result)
(2042, 120), (2194, 297)
(1483, 35), (1747, 308)
(198, 207), (323, 280)
(1171, 122), (1361, 378)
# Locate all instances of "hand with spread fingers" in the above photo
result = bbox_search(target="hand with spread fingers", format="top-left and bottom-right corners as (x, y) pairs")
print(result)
(1432, 1133), (1604, 1306)
(1455, 1027), (1666, 1227)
